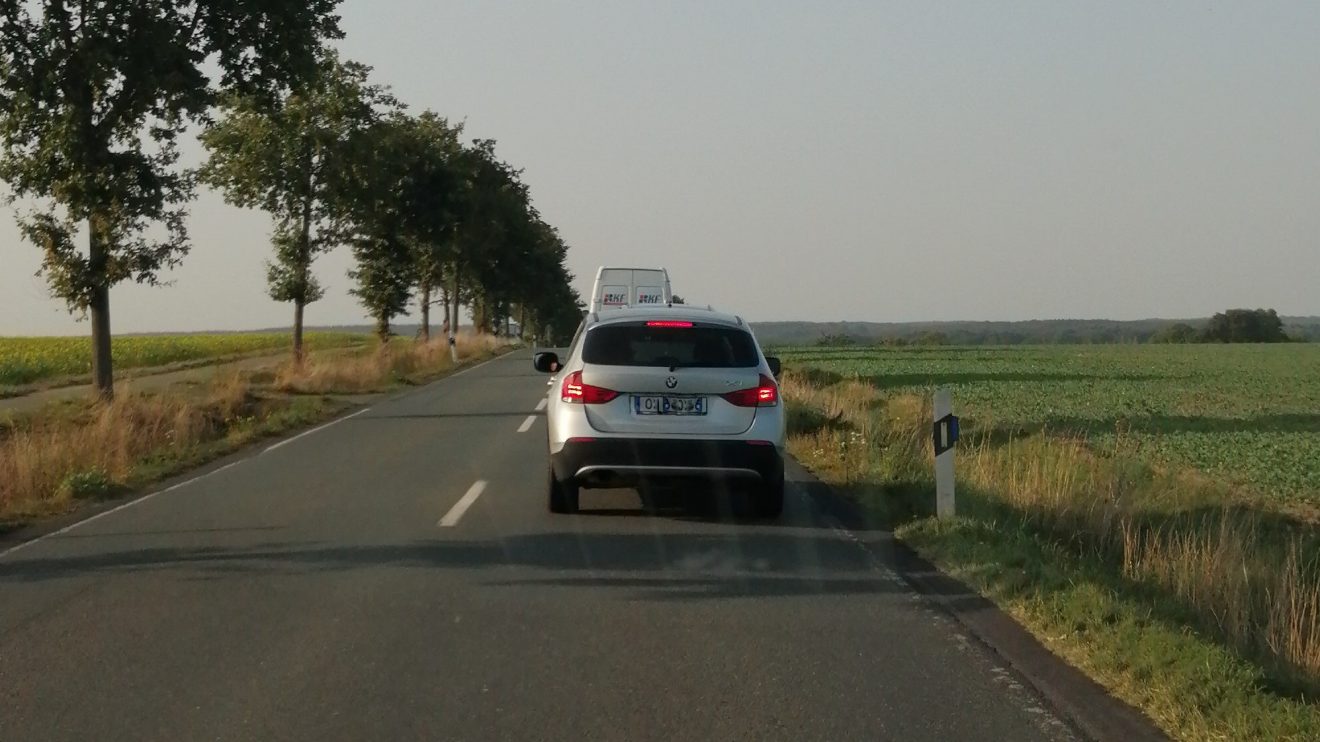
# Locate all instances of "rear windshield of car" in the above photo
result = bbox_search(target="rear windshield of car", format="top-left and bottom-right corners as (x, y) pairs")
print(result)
(582, 324), (759, 368)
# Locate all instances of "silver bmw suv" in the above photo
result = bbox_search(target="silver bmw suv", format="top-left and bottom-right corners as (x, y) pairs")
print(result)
(533, 306), (785, 518)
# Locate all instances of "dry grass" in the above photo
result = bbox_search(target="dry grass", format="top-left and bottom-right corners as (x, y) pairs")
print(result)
(782, 367), (1320, 734)
(274, 333), (505, 394)
(0, 333), (509, 525)
(954, 425), (1320, 689)
(0, 374), (256, 520)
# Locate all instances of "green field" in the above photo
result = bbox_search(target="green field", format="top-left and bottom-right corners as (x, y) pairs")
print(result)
(779, 342), (1320, 739)
(776, 343), (1320, 506)
(0, 332), (370, 388)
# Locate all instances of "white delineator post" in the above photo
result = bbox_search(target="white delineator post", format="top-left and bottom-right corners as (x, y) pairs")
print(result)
(934, 387), (956, 518)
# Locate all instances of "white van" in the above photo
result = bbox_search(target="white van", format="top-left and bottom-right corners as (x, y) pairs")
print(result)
(589, 267), (672, 312)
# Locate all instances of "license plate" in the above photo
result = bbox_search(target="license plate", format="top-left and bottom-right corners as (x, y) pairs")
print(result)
(633, 395), (707, 416)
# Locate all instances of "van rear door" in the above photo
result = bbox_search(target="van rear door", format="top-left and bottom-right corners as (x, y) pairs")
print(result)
(591, 268), (671, 312)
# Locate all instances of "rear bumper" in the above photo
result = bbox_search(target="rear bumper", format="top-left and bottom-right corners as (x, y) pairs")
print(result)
(551, 438), (783, 487)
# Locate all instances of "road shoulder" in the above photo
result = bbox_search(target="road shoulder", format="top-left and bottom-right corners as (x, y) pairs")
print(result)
(790, 457), (1166, 742)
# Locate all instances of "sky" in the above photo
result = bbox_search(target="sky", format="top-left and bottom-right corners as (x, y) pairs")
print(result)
(3, 1), (1319, 335)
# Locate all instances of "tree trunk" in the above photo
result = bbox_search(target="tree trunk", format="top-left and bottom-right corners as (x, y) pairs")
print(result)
(450, 264), (462, 363)
(294, 148), (315, 365)
(473, 297), (486, 335)
(440, 284), (451, 335)
(419, 279), (431, 342)
(375, 314), (390, 343)
(293, 300), (305, 362)
(88, 217), (114, 401)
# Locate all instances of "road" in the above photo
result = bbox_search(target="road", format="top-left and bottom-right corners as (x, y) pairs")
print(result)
(1, 350), (1073, 741)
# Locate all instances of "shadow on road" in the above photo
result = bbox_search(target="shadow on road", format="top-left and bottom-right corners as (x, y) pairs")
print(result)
(0, 527), (910, 602)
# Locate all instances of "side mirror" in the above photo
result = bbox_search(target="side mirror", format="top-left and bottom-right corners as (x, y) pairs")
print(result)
(533, 351), (560, 373)
(765, 356), (781, 377)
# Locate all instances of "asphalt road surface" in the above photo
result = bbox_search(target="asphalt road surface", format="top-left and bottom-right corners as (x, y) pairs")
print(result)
(1, 351), (1074, 741)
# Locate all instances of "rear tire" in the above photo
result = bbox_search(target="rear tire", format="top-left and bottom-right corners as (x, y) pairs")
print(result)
(755, 466), (785, 520)
(548, 466), (580, 514)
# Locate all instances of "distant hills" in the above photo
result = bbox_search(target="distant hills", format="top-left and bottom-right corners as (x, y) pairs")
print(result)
(749, 316), (1320, 346)
(303, 316), (1320, 346)
(136, 316), (1320, 346)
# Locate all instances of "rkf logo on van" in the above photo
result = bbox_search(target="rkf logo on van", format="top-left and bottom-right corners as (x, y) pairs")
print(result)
(636, 288), (664, 305)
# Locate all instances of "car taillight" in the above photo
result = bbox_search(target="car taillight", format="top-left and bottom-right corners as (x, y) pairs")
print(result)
(561, 371), (619, 404)
(722, 374), (779, 407)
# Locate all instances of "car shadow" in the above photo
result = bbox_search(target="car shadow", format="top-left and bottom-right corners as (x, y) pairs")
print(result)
(0, 528), (910, 603)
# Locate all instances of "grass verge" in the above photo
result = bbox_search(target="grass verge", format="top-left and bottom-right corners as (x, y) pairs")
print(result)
(0, 334), (509, 530)
(782, 370), (1320, 741)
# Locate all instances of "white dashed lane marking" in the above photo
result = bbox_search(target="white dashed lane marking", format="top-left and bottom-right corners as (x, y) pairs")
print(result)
(438, 481), (488, 527)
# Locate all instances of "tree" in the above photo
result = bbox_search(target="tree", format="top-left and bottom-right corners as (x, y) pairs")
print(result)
(341, 127), (579, 349)
(505, 220), (579, 345)
(914, 331), (949, 346)
(815, 333), (855, 347)
(339, 112), (464, 342)
(349, 230), (414, 341)
(1284, 321), (1320, 343)
(199, 51), (392, 362)
(396, 112), (465, 342)
(445, 139), (527, 338)
(338, 115), (416, 342)
(0, 1), (342, 399)
(1151, 323), (1199, 344)
(1202, 308), (1289, 343)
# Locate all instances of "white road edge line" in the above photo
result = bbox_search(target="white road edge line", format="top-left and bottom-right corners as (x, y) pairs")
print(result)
(534, 398), (547, 412)
(264, 408), (368, 454)
(0, 461), (243, 560)
(438, 480), (488, 527)
(446, 350), (511, 381)
(517, 415), (537, 433)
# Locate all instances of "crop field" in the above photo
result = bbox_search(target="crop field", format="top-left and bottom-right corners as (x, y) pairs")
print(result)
(0, 332), (370, 388)
(776, 343), (1320, 506)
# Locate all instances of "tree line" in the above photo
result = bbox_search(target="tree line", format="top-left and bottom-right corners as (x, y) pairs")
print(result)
(755, 310), (1319, 347)
(0, 3), (582, 400)
(1151, 309), (1295, 344)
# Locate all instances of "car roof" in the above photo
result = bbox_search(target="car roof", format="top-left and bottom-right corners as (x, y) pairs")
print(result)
(586, 305), (745, 329)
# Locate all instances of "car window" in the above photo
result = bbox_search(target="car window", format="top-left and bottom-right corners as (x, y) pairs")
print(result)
(582, 324), (759, 368)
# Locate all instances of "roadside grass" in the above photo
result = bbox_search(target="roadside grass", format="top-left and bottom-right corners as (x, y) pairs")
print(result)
(781, 368), (1320, 741)
(0, 334), (510, 529)
(0, 331), (370, 395)
(274, 333), (502, 393)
